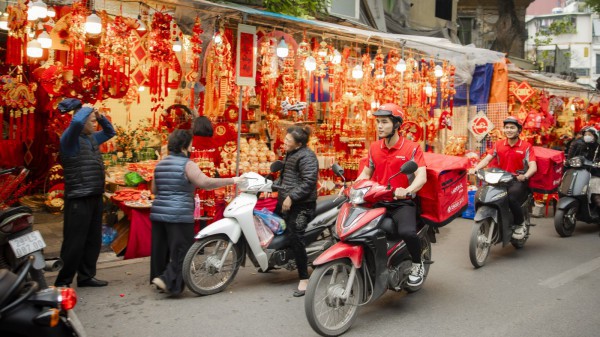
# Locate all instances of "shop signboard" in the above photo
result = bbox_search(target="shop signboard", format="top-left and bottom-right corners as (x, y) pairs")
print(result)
(513, 81), (534, 103)
(468, 111), (494, 141)
(236, 24), (257, 86)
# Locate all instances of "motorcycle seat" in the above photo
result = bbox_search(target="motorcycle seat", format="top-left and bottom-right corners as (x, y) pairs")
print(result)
(314, 195), (344, 215)
(0, 268), (19, 307)
(0, 206), (32, 225)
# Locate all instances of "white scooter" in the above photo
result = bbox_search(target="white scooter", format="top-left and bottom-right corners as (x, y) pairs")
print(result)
(182, 163), (344, 296)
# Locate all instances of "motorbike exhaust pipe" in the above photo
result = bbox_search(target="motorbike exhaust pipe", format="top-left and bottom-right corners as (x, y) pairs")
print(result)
(44, 258), (64, 272)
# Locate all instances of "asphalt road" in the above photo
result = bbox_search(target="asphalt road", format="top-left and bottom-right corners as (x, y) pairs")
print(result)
(52, 215), (600, 337)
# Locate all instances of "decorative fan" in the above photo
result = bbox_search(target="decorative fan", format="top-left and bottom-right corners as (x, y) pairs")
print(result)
(160, 104), (193, 132)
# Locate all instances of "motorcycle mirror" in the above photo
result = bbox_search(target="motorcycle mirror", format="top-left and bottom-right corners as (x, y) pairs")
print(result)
(400, 161), (418, 175)
(270, 161), (284, 173)
(331, 163), (344, 177)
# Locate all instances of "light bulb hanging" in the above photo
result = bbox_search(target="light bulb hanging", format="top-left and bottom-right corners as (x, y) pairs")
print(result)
(352, 64), (363, 79)
(0, 15), (8, 31)
(395, 59), (406, 72)
(137, 15), (146, 31)
(30, 0), (47, 19)
(304, 56), (316, 71)
(85, 11), (102, 35)
(38, 30), (52, 49)
(47, 6), (56, 18)
(434, 65), (443, 78)
(26, 39), (43, 58)
(424, 82), (433, 97)
(27, 2), (38, 21)
(331, 49), (342, 64)
(172, 37), (182, 52)
(276, 39), (289, 58)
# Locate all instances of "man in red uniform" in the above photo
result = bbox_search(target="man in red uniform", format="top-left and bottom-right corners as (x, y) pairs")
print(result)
(356, 103), (428, 287)
(469, 116), (538, 239)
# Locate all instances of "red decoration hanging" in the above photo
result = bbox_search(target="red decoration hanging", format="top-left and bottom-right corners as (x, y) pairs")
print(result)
(66, 2), (90, 77)
(5, 1), (28, 66)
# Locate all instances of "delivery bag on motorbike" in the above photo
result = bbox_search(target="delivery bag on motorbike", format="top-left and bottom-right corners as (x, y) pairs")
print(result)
(253, 208), (286, 235)
(418, 153), (469, 227)
(529, 146), (564, 193)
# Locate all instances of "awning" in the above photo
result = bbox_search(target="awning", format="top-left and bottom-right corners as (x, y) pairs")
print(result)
(507, 64), (595, 97)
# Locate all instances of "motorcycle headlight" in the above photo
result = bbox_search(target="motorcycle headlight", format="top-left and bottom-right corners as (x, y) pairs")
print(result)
(569, 157), (583, 168)
(349, 187), (370, 204)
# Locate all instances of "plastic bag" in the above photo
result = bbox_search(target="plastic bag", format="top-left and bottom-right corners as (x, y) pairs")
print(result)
(254, 208), (286, 235)
(124, 172), (145, 187)
(101, 225), (117, 246)
(253, 216), (274, 248)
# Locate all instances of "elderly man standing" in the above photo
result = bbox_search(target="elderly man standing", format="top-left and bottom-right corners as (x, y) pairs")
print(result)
(54, 98), (116, 288)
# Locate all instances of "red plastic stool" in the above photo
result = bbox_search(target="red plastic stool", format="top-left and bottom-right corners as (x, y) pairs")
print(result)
(545, 193), (559, 216)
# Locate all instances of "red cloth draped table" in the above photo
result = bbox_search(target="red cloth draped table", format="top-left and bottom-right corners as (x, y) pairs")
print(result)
(124, 208), (152, 260)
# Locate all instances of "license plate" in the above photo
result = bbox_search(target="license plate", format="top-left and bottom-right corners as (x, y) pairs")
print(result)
(9, 230), (46, 258)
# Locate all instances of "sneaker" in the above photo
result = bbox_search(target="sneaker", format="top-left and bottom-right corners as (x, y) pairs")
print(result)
(152, 277), (168, 293)
(407, 262), (424, 287)
(512, 223), (527, 240)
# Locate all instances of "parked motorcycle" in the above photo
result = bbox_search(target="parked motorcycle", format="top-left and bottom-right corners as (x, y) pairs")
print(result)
(304, 161), (434, 337)
(554, 155), (600, 237)
(182, 163), (345, 296)
(0, 256), (86, 337)
(0, 168), (62, 289)
(469, 168), (533, 268)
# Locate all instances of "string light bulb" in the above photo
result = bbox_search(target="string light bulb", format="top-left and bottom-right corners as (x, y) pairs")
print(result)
(47, 6), (56, 18)
(276, 39), (289, 58)
(351, 64), (364, 79)
(434, 65), (443, 78)
(0, 14), (8, 31)
(38, 30), (52, 49)
(26, 39), (43, 58)
(137, 15), (146, 31)
(331, 49), (342, 64)
(30, 0), (47, 20)
(138, 86), (145, 92)
(213, 31), (222, 44)
(304, 56), (316, 71)
(396, 59), (406, 72)
(424, 82), (433, 97)
(172, 37), (182, 52)
(85, 11), (102, 35)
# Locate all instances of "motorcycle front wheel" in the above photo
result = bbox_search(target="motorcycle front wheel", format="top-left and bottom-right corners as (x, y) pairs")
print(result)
(554, 205), (577, 237)
(305, 259), (363, 337)
(182, 234), (242, 296)
(469, 219), (495, 268)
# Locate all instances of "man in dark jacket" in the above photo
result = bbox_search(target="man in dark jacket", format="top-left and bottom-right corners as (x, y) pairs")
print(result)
(54, 98), (115, 288)
(275, 125), (319, 297)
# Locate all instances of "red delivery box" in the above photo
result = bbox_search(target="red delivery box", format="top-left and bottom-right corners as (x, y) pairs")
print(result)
(529, 146), (564, 194)
(418, 153), (469, 227)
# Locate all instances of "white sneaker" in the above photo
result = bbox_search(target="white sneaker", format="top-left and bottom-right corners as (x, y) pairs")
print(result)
(152, 277), (167, 293)
(512, 223), (527, 240)
(407, 262), (424, 287)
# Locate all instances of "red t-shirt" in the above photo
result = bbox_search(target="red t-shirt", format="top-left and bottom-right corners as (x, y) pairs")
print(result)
(487, 138), (536, 174)
(368, 137), (426, 189)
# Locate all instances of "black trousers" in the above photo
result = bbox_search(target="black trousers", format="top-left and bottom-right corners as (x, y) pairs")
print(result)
(389, 200), (422, 264)
(150, 221), (194, 294)
(275, 202), (315, 280)
(508, 181), (529, 225)
(55, 195), (103, 286)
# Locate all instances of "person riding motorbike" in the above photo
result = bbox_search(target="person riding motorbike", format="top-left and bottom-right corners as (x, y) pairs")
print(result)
(566, 126), (600, 212)
(468, 116), (538, 240)
(355, 103), (428, 287)
(567, 126), (600, 161)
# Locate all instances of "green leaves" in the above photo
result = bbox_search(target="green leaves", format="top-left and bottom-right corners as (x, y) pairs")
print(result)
(262, 0), (330, 18)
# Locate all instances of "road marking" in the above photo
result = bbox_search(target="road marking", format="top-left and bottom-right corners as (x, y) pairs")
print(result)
(539, 256), (600, 289)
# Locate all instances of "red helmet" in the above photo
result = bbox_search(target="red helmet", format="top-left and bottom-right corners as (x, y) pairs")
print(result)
(503, 116), (522, 132)
(373, 103), (404, 125)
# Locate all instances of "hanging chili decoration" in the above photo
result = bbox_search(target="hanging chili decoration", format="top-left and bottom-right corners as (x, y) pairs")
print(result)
(148, 11), (173, 120)
(5, 1), (28, 66)
(67, 2), (90, 77)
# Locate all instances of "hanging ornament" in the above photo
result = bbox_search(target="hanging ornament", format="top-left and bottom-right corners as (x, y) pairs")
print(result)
(5, 1), (28, 66)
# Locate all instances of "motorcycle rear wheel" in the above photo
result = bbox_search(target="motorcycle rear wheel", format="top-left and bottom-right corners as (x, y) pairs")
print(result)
(182, 235), (241, 296)
(305, 259), (363, 337)
(469, 219), (494, 268)
(554, 205), (577, 237)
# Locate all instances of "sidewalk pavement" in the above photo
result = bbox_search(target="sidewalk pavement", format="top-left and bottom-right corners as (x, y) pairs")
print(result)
(33, 210), (132, 275)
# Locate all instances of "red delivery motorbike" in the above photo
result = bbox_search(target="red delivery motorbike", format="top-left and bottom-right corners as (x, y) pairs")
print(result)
(304, 161), (434, 337)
